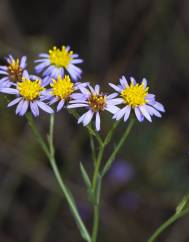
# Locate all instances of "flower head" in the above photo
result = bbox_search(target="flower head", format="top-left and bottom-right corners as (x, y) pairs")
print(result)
(67, 84), (120, 131)
(35, 45), (83, 85)
(109, 76), (165, 122)
(0, 55), (27, 88)
(0, 71), (54, 117)
(42, 75), (77, 112)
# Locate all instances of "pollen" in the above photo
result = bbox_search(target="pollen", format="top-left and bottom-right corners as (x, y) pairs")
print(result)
(50, 75), (74, 100)
(49, 46), (73, 68)
(121, 81), (149, 107)
(8, 58), (23, 82)
(88, 94), (106, 112)
(18, 78), (45, 101)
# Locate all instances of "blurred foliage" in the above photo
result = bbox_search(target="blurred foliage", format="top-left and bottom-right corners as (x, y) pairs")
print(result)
(0, 0), (189, 241)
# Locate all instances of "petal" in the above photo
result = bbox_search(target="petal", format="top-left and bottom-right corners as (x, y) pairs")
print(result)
(0, 70), (8, 75)
(67, 103), (88, 109)
(130, 77), (136, 85)
(106, 93), (118, 99)
(37, 101), (54, 114)
(120, 76), (129, 88)
(7, 97), (22, 107)
(123, 105), (131, 122)
(109, 83), (122, 92)
(113, 106), (129, 120)
(107, 98), (123, 105)
(141, 78), (148, 88)
(38, 53), (49, 58)
(95, 112), (101, 131)
(16, 99), (24, 115)
(95, 85), (100, 94)
(20, 56), (27, 68)
(78, 112), (87, 124)
(0, 87), (19, 95)
(30, 101), (39, 117)
(139, 105), (152, 122)
(146, 105), (162, 118)
(42, 76), (52, 86)
(83, 110), (94, 126)
(134, 107), (144, 122)
(48, 96), (58, 105)
(35, 61), (50, 73)
(0, 66), (8, 71)
(22, 70), (30, 79)
(70, 93), (85, 100)
(57, 100), (65, 112)
(153, 101), (165, 112)
(20, 100), (29, 116)
(71, 59), (83, 64)
(105, 105), (120, 114)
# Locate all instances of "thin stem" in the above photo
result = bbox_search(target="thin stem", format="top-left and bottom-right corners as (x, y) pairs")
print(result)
(103, 121), (120, 146)
(92, 143), (104, 190)
(90, 135), (105, 242)
(90, 121), (127, 242)
(101, 118), (135, 177)
(27, 114), (50, 158)
(91, 204), (100, 242)
(147, 207), (189, 242)
(89, 131), (96, 166)
(28, 114), (91, 242)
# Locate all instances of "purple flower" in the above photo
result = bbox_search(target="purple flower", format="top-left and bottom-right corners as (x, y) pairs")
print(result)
(0, 55), (27, 88)
(108, 160), (134, 184)
(109, 76), (165, 122)
(35, 45), (83, 85)
(41, 75), (87, 112)
(67, 83), (120, 131)
(0, 71), (54, 116)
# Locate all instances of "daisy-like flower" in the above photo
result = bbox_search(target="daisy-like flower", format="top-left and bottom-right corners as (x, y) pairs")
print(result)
(0, 55), (27, 88)
(109, 76), (165, 122)
(35, 45), (83, 85)
(42, 75), (83, 112)
(0, 71), (54, 117)
(67, 84), (120, 131)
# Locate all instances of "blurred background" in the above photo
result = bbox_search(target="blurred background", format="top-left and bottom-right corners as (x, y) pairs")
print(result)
(0, 0), (189, 241)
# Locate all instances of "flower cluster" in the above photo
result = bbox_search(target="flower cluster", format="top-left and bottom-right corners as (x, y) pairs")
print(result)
(0, 45), (165, 130)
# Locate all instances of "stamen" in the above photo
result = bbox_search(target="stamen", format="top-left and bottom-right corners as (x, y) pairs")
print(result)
(49, 46), (72, 68)
(18, 78), (45, 101)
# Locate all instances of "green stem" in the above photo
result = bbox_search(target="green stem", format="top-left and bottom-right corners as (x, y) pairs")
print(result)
(89, 131), (96, 166)
(92, 143), (104, 190)
(28, 114), (91, 242)
(90, 134), (104, 242)
(147, 207), (189, 242)
(91, 204), (100, 242)
(101, 118), (134, 177)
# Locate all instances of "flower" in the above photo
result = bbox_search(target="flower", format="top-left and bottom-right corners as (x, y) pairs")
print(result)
(109, 76), (165, 122)
(42, 75), (81, 112)
(35, 45), (83, 85)
(0, 55), (27, 88)
(0, 71), (54, 116)
(67, 83), (120, 131)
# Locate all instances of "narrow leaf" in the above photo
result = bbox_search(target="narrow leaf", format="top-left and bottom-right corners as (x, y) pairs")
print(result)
(80, 162), (91, 188)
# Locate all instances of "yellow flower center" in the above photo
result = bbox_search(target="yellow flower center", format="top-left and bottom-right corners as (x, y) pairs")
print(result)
(49, 46), (73, 68)
(17, 78), (45, 101)
(121, 82), (149, 107)
(88, 94), (106, 112)
(50, 75), (74, 100)
(8, 59), (23, 82)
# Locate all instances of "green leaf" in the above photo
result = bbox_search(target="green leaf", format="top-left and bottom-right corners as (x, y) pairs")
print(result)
(80, 162), (91, 188)
(176, 194), (189, 214)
